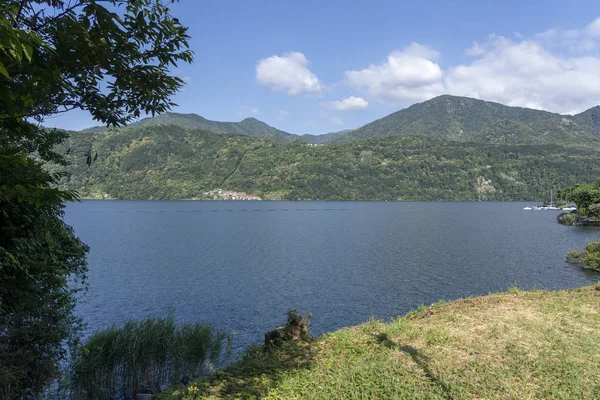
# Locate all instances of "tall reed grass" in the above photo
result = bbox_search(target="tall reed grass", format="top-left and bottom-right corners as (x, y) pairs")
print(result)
(67, 315), (231, 399)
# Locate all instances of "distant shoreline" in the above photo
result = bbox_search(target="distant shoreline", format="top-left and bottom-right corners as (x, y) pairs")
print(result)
(75, 198), (545, 203)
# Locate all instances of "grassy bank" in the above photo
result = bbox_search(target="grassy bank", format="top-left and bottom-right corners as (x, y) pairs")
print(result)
(160, 285), (600, 399)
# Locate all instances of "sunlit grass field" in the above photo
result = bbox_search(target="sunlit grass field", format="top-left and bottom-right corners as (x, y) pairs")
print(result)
(160, 284), (600, 399)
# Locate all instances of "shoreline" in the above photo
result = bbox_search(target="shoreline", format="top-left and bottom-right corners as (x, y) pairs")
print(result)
(75, 198), (548, 203)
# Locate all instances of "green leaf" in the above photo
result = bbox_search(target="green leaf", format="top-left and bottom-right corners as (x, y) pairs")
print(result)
(22, 44), (33, 62)
(0, 60), (9, 78)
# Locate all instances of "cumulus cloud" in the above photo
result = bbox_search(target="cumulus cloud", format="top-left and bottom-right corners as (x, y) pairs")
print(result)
(256, 52), (322, 95)
(327, 96), (369, 111)
(345, 18), (600, 114)
(586, 17), (600, 37)
(346, 43), (445, 103)
(445, 34), (600, 113)
(531, 20), (599, 52)
(465, 41), (486, 56)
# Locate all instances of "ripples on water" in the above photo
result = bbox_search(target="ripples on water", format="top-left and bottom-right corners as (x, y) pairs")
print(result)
(65, 201), (600, 353)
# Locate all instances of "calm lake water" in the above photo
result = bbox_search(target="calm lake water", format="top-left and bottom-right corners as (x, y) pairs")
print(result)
(65, 201), (600, 354)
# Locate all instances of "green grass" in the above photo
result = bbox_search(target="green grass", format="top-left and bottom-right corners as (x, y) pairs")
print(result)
(159, 284), (600, 399)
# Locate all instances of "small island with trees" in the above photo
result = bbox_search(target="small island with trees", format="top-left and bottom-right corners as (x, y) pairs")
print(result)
(557, 180), (600, 227)
(555, 180), (600, 271)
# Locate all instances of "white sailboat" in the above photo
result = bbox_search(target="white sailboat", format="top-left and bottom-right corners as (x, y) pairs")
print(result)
(523, 189), (562, 210)
(541, 190), (559, 210)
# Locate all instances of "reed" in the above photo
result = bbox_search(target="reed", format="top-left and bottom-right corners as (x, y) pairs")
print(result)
(68, 315), (231, 399)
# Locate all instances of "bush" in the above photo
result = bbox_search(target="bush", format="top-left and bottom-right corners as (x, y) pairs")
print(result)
(558, 212), (577, 225)
(566, 241), (600, 271)
(66, 316), (232, 400)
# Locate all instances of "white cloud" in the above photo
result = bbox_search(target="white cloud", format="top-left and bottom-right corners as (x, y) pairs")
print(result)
(346, 43), (445, 103)
(327, 96), (369, 111)
(465, 41), (486, 56)
(446, 35), (600, 113)
(533, 20), (599, 52)
(586, 17), (600, 37)
(250, 107), (259, 114)
(534, 29), (558, 40)
(344, 18), (600, 114)
(277, 110), (290, 121)
(256, 52), (322, 96)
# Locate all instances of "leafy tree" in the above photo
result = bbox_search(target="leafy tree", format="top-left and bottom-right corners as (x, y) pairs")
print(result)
(0, 154), (87, 399)
(565, 184), (600, 214)
(1, 0), (192, 125)
(0, 0), (191, 397)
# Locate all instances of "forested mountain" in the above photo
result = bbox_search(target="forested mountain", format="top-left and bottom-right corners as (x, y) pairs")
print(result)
(84, 112), (296, 142)
(52, 124), (600, 201)
(336, 95), (600, 145)
(573, 106), (600, 136)
(51, 95), (600, 201)
(301, 129), (355, 144)
(79, 95), (600, 147)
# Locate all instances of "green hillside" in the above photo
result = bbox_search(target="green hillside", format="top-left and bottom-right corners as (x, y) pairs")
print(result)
(52, 124), (600, 201)
(336, 95), (600, 146)
(573, 106), (600, 136)
(300, 129), (355, 144)
(50, 95), (600, 201)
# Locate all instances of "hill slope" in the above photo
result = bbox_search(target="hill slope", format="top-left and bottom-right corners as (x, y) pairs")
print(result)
(78, 96), (600, 146)
(158, 285), (600, 399)
(84, 112), (296, 142)
(573, 106), (600, 136)
(337, 95), (600, 146)
(52, 124), (600, 201)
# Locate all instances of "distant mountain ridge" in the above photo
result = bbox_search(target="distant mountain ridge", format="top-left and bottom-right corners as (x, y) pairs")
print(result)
(53, 123), (600, 201)
(337, 95), (600, 146)
(84, 112), (297, 142)
(80, 95), (600, 146)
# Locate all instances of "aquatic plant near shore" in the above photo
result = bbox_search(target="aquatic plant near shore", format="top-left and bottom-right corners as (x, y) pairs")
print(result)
(68, 315), (232, 399)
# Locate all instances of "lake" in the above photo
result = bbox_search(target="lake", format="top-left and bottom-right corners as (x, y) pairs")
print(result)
(65, 201), (600, 354)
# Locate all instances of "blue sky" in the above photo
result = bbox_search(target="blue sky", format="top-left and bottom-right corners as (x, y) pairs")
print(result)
(45, 0), (600, 134)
